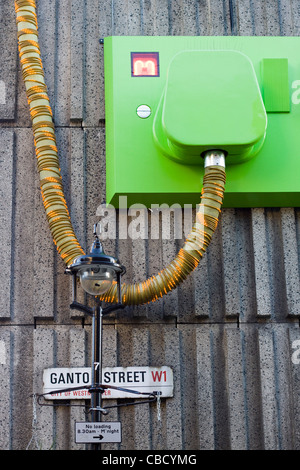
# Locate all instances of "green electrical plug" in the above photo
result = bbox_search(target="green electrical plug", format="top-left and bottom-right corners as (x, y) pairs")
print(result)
(153, 50), (267, 165)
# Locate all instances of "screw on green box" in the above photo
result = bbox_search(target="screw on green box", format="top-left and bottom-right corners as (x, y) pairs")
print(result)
(103, 36), (300, 208)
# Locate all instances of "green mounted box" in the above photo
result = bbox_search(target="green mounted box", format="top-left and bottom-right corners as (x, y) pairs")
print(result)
(103, 36), (300, 208)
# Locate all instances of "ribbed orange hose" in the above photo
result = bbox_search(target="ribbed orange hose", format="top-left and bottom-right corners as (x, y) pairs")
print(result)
(15, 0), (84, 266)
(100, 165), (225, 305)
(15, 0), (226, 306)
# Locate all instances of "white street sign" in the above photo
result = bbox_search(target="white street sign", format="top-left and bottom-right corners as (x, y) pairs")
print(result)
(75, 422), (121, 444)
(43, 366), (173, 400)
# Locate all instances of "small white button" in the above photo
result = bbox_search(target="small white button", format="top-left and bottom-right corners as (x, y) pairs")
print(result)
(137, 104), (151, 118)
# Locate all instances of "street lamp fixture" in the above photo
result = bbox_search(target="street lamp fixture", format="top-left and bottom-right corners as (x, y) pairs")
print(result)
(66, 224), (125, 307)
(35, 230), (157, 449)
(65, 224), (126, 440)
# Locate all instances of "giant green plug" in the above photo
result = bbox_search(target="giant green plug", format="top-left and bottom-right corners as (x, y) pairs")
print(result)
(154, 50), (267, 165)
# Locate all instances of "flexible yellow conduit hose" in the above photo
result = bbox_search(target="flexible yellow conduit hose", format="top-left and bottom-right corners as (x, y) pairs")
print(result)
(101, 164), (226, 305)
(15, 0), (226, 306)
(15, 0), (85, 266)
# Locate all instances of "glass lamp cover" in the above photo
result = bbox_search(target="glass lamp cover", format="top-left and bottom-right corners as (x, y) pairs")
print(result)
(79, 267), (114, 296)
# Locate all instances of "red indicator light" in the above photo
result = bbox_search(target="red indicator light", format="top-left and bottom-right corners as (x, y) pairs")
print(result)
(131, 52), (159, 77)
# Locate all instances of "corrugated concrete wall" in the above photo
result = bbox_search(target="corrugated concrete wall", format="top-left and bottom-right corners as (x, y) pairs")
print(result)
(1, 0), (300, 450)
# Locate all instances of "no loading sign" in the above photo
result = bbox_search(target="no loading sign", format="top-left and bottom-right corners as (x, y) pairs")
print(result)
(75, 422), (121, 444)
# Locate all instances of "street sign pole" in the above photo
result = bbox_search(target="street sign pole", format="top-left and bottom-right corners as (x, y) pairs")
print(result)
(42, 276), (170, 449)
(66, 289), (126, 450)
(90, 301), (104, 450)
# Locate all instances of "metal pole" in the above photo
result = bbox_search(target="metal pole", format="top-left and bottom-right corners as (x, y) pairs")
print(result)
(90, 307), (96, 423)
(95, 303), (103, 423)
(90, 301), (103, 450)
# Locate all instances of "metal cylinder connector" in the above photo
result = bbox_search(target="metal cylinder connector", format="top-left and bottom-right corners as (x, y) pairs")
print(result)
(203, 150), (226, 168)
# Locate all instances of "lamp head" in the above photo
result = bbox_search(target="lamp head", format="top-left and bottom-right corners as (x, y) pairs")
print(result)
(66, 225), (125, 296)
